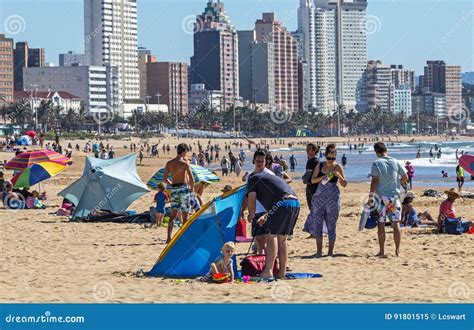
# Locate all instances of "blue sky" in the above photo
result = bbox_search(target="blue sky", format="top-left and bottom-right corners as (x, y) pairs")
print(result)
(0, 0), (472, 75)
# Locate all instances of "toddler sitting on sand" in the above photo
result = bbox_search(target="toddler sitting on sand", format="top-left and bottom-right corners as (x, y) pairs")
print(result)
(199, 242), (235, 283)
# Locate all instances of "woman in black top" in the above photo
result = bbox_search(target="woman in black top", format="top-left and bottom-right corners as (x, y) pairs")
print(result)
(303, 143), (320, 210)
(304, 144), (347, 257)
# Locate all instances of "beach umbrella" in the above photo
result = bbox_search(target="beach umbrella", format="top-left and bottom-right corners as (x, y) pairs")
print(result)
(5, 149), (72, 171)
(24, 130), (37, 138)
(147, 164), (220, 190)
(11, 162), (66, 189)
(460, 155), (474, 175)
(58, 153), (149, 219)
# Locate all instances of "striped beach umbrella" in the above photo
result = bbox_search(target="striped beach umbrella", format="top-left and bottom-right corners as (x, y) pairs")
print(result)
(11, 162), (66, 188)
(5, 150), (72, 171)
(147, 165), (220, 190)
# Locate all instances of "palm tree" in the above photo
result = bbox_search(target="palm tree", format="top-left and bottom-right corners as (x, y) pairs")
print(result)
(0, 104), (10, 124)
(60, 108), (79, 132)
(36, 100), (54, 130)
(9, 100), (33, 129)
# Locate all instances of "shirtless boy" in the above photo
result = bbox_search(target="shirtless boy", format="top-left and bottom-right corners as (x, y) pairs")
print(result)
(163, 143), (195, 243)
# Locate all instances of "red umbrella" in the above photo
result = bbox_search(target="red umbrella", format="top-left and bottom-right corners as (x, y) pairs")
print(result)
(5, 149), (72, 171)
(24, 130), (37, 138)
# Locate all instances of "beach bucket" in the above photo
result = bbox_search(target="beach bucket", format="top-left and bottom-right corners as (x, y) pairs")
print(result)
(212, 273), (229, 284)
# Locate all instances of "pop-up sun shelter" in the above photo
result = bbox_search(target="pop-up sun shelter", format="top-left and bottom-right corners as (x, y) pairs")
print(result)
(58, 153), (149, 220)
(148, 185), (246, 278)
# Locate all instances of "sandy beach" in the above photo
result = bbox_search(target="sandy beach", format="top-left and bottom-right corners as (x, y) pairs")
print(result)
(1, 135), (473, 303)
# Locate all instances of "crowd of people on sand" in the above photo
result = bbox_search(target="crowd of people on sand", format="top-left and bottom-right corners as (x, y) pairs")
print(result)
(145, 138), (473, 282)
(1, 131), (473, 282)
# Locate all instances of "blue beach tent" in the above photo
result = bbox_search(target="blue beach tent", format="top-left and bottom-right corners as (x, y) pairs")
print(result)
(148, 185), (246, 278)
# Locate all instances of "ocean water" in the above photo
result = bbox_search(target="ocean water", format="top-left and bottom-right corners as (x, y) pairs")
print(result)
(232, 140), (474, 188)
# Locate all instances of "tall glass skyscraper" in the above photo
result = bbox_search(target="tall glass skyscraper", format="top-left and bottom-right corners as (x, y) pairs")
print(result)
(298, 0), (368, 113)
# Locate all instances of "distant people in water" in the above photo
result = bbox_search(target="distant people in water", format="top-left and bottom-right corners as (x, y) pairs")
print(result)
(341, 154), (347, 168)
(441, 171), (449, 178)
(456, 162), (464, 192)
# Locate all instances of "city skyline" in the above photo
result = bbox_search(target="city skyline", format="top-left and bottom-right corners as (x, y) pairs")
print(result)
(0, 0), (472, 75)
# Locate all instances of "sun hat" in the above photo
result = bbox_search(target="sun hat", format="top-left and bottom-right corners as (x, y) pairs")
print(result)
(444, 188), (461, 199)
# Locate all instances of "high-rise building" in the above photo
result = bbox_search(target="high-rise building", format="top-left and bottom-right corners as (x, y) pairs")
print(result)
(13, 41), (45, 91)
(23, 65), (119, 115)
(412, 92), (446, 118)
(365, 60), (392, 113)
(28, 48), (45, 68)
(390, 65), (415, 92)
(292, 31), (309, 111)
(298, 0), (368, 113)
(59, 51), (86, 66)
(423, 60), (445, 93)
(138, 47), (157, 99)
(13, 42), (28, 92)
(84, 0), (140, 103)
(190, 0), (239, 110)
(423, 60), (462, 117)
(434, 94), (447, 118)
(0, 34), (14, 103)
(238, 30), (276, 110)
(147, 62), (189, 115)
(393, 84), (412, 116)
(444, 65), (462, 116)
(254, 13), (299, 112)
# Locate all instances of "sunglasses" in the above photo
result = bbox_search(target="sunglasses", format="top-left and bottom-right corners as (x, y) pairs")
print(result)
(326, 157), (336, 161)
(225, 249), (234, 253)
